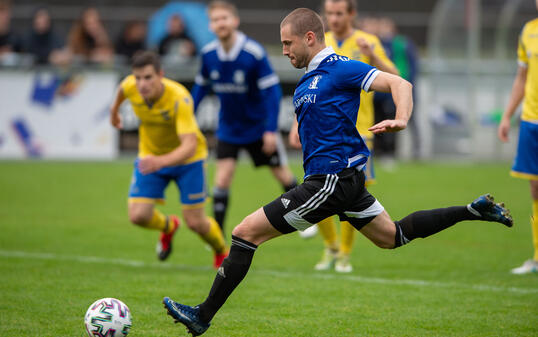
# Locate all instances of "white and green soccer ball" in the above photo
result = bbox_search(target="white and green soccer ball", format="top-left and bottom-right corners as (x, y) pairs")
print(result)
(84, 298), (132, 337)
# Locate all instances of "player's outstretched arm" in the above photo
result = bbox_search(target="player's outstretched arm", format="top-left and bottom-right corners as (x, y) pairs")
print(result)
(109, 86), (126, 129)
(160, 133), (198, 166)
(368, 72), (413, 134)
(138, 134), (197, 175)
(498, 65), (527, 142)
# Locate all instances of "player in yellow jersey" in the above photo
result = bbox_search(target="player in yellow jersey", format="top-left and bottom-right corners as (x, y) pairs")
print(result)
(109, 51), (228, 268)
(498, 3), (538, 274)
(293, 0), (399, 273)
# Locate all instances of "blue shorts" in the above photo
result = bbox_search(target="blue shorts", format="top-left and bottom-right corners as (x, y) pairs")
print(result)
(128, 159), (207, 207)
(511, 120), (538, 180)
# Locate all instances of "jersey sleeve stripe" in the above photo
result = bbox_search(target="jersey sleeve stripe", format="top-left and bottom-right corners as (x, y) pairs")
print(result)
(360, 69), (376, 90)
(518, 60), (528, 68)
(257, 73), (280, 90)
(200, 40), (219, 54)
(195, 74), (210, 86)
(362, 69), (380, 92)
(243, 40), (265, 60)
(347, 154), (367, 167)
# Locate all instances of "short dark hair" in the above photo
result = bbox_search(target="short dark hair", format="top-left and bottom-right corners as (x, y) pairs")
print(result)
(208, 0), (238, 17)
(325, 0), (357, 13)
(281, 8), (325, 42)
(131, 50), (161, 72)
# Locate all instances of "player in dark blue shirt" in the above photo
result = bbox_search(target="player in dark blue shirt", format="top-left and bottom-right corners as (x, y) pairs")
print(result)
(163, 8), (513, 335)
(192, 1), (298, 233)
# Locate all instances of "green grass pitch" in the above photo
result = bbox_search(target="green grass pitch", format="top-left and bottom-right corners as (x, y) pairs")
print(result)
(0, 160), (536, 336)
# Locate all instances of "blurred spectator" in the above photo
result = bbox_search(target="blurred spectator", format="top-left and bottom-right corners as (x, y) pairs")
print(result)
(371, 17), (421, 160)
(115, 20), (146, 61)
(67, 7), (113, 64)
(22, 7), (64, 65)
(359, 16), (379, 36)
(377, 17), (419, 86)
(158, 14), (196, 60)
(0, 0), (21, 62)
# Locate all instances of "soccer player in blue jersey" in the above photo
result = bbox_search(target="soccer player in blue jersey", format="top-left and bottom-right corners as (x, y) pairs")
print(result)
(191, 1), (298, 232)
(163, 8), (513, 335)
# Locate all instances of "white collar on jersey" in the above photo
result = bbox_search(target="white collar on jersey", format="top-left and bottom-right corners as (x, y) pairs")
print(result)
(217, 31), (246, 61)
(305, 46), (335, 73)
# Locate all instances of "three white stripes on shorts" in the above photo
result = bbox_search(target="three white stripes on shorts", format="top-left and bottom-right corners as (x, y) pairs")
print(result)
(294, 174), (339, 217)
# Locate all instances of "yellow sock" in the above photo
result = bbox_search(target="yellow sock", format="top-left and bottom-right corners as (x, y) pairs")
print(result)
(200, 217), (227, 254)
(339, 221), (356, 255)
(531, 200), (538, 261)
(145, 209), (168, 232)
(317, 217), (339, 251)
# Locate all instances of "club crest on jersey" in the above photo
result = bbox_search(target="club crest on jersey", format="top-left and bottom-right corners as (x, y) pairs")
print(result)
(210, 70), (220, 80)
(308, 75), (322, 89)
(233, 70), (245, 84)
(160, 109), (170, 120)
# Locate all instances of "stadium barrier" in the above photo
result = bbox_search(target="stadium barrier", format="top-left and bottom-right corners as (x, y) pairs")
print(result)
(0, 56), (520, 161)
(0, 69), (118, 159)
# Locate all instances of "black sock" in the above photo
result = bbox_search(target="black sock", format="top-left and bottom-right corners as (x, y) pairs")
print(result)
(198, 235), (257, 323)
(283, 178), (298, 192)
(213, 187), (229, 231)
(394, 206), (480, 248)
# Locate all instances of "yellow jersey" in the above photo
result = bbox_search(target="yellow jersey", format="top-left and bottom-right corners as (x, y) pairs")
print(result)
(518, 18), (538, 121)
(325, 30), (395, 137)
(120, 75), (207, 163)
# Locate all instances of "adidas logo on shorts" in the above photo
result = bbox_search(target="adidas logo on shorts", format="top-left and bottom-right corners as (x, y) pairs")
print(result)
(281, 198), (291, 209)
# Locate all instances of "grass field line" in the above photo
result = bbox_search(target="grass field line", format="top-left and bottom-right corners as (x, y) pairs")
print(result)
(1, 249), (537, 295)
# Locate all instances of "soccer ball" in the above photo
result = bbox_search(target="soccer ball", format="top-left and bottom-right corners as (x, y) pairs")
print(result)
(84, 298), (132, 337)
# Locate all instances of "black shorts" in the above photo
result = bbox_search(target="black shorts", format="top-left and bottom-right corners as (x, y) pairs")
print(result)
(216, 136), (287, 167)
(263, 167), (384, 234)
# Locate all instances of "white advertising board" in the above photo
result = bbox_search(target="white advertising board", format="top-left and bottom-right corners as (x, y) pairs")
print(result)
(0, 70), (118, 159)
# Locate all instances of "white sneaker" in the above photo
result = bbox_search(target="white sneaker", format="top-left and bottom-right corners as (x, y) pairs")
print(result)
(335, 254), (353, 273)
(511, 259), (538, 275)
(299, 224), (318, 239)
(314, 248), (337, 270)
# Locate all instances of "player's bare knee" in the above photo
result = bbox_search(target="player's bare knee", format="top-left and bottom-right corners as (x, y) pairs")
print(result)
(215, 166), (234, 189)
(232, 215), (256, 241)
(215, 178), (232, 190)
(231, 222), (248, 240)
(128, 211), (151, 226)
(183, 214), (205, 233)
(185, 220), (204, 233)
(127, 203), (152, 225)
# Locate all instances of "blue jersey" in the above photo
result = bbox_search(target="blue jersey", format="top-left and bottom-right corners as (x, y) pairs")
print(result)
(192, 32), (282, 144)
(294, 47), (379, 177)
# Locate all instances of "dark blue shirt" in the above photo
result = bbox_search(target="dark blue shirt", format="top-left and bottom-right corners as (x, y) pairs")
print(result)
(294, 47), (379, 177)
(192, 32), (281, 144)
